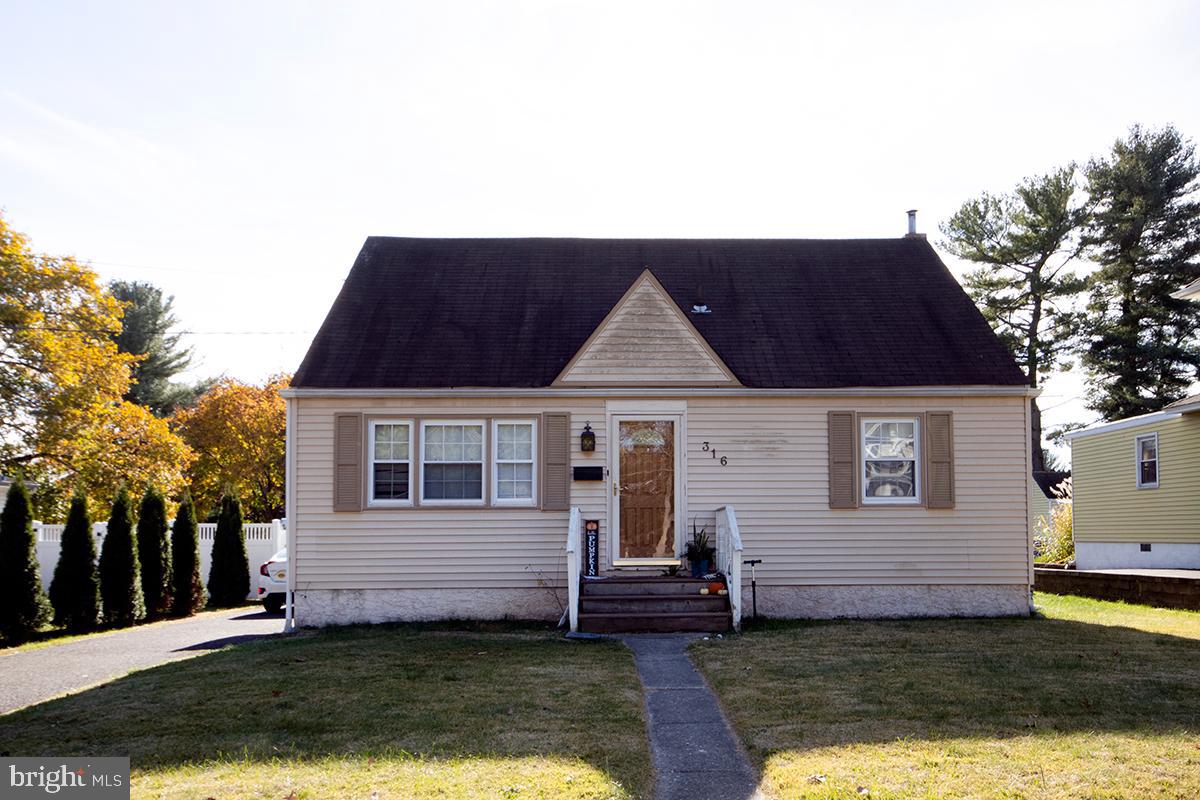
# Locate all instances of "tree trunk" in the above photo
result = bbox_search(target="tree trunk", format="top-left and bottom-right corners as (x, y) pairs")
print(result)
(1030, 399), (1045, 473)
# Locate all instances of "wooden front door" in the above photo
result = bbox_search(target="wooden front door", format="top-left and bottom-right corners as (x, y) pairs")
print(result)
(614, 418), (678, 562)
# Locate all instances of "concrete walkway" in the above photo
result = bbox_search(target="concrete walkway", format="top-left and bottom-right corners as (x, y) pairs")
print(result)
(0, 608), (282, 713)
(621, 635), (761, 800)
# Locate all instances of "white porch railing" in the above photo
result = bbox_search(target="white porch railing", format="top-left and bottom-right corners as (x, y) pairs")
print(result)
(716, 505), (744, 631)
(565, 507), (582, 632)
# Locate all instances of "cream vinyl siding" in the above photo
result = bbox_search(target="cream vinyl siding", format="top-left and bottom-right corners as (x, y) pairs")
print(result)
(556, 276), (735, 385)
(293, 394), (1031, 591)
(1072, 413), (1200, 544)
(685, 396), (1030, 586)
(294, 397), (608, 591)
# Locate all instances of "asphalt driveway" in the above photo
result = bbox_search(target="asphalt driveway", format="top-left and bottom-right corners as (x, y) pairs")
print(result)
(0, 608), (283, 713)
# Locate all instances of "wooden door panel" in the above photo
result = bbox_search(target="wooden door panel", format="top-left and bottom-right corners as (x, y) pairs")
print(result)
(617, 420), (675, 559)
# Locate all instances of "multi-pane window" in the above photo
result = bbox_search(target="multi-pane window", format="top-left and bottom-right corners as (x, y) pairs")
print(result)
(369, 421), (412, 504)
(494, 420), (536, 504)
(862, 418), (920, 503)
(1136, 433), (1159, 489)
(422, 422), (485, 502)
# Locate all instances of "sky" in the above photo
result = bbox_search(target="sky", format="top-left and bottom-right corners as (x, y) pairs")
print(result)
(2, 0), (1199, 465)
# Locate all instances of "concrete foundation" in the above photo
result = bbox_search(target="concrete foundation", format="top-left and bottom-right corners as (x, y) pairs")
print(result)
(742, 583), (1031, 619)
(296, 587), (565, 627)
(1075, 541), (1200, 570)
(298, 583), (1032, 627)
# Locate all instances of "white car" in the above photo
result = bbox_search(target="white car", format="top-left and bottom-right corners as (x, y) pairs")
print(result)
(257, 547), (287, 613)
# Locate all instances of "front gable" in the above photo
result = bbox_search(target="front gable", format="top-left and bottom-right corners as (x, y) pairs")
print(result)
(554, 269), (740, 387)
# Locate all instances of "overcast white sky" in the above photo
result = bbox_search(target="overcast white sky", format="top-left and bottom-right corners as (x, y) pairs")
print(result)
(2, 1), (1198, 464)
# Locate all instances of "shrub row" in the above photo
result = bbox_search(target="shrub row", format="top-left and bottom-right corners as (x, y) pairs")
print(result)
(0, 478), (248, 642)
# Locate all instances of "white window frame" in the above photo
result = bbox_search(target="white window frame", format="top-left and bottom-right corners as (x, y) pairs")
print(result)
(861, 416), (921, 505)
(1135, 432), (1159, 489)
(492, 419), (538, 507)
(420, 419), (487, 506)
(367, 419), (414, 508)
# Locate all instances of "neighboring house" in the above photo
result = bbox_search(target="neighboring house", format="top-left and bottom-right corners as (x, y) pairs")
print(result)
(1028, 469), (1070, 536)
(1171, 277), (1200, 301)
(1066, 393), (1200, 569)
(283, 233), (1037, 630)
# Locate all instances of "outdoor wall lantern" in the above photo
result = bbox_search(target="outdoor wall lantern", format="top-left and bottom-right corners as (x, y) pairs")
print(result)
(580, 422), (596, 452)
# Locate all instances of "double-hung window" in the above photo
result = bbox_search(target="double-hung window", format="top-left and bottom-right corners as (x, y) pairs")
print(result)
(861, 417), (920, 504)
(1136, 432), (1159, 489)
(421, 421), (485, 503)
(493, 420), (537, 505)
(369, 420), (413, 505)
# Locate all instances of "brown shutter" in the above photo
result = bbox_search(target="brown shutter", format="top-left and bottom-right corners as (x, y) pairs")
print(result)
(828, 410), (858, 508)
(542, 412), (571, 511)
(333, 413), (363, 512)
(925, 411), (955, 508)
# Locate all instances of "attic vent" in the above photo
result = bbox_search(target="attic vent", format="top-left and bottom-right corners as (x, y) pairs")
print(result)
(691, 304), (711, 314)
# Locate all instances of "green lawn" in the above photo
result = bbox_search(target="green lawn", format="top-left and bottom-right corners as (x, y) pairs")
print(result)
(692, 593), (1200, 800)
(0, 623), (652, 799)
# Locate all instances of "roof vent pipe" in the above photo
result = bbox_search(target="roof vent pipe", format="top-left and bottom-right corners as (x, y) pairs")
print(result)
(905, 209), (926, 239)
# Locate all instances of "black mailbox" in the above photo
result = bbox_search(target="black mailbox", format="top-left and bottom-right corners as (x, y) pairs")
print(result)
(572, 466), (604, 481)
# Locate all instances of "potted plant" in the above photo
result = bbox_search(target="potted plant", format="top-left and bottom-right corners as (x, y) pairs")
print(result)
(685, 523), (716, 578)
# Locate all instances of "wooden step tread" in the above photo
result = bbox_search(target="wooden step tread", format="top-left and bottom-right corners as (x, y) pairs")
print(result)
(584, 575), (714, 583)
(576, 618), (724, 623)
(580, 593), (729, 600)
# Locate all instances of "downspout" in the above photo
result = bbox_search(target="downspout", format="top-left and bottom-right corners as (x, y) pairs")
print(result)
(283, 395), (297, 633)
(1025, 395), (1035, 616)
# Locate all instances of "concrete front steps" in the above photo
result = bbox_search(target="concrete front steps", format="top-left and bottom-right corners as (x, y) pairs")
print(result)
(578, 575), (732, 633)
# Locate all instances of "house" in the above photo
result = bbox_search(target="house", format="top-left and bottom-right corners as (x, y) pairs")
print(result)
(282, 231), (1037, 631)
(1172, 277), (1200, 301)
(1066, 393), (1200, 569)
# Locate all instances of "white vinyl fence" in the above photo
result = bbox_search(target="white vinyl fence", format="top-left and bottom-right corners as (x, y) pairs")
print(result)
(34, 519), (286, 602)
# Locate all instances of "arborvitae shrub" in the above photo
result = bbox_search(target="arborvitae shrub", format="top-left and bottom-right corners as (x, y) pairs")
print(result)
(207, 492), (249, 607)
(0, 478), (52, 641)
(99, 488), (145, 627)
(49, 491), (100, 632)
(136, 486), (172, 618)
(170, 493), (205, 616)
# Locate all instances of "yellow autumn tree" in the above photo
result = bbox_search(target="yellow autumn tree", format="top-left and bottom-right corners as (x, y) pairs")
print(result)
(0, 212), (193, 519)
(174, 375), (289, 521)
(57, 402), (194, 516)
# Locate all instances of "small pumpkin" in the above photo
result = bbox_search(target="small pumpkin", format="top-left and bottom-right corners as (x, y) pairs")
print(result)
(708, 581), (725, 594)
(699, 588), (710, 595)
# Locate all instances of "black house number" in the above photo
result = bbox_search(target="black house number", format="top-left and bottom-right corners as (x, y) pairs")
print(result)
(701, 442), (728, 467)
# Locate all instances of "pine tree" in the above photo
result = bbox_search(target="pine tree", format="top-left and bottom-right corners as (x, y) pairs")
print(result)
(49, 490), (100, 632)
(99, 488), (145, 627)
(207, 492), (249, 607)
(1082, 125), (1200, 419)
(136, 486), (172, 619)
(0, 478), (52, 641)
(170, 493), (205, 615)
(108, 280), (209, 416)
(941, 166), (1088, 470)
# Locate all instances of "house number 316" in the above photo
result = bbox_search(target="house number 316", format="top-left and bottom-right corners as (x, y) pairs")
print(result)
(701, 442), (728, 466)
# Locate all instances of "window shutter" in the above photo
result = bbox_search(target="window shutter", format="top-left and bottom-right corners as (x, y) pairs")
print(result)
(828, 411), (858, 508)
(925, 411), (955, 509)
(333, 413), (363, 512)
(542, 412), (571, 511)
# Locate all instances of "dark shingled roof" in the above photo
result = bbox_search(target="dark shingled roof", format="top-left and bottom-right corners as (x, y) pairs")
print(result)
(1031, 470), (1071, 500)
(292, 237), (1027, 389)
